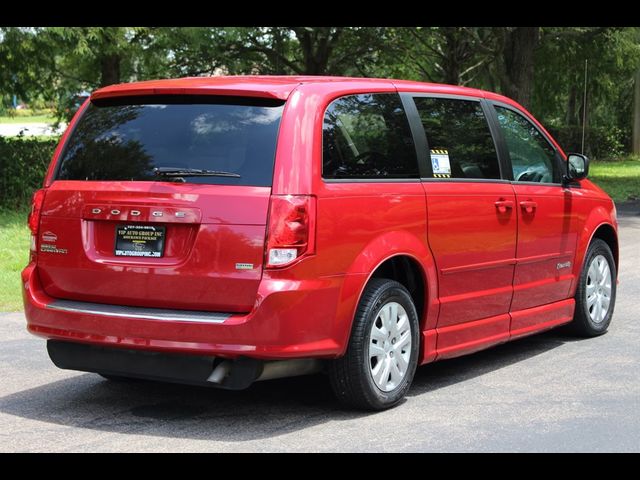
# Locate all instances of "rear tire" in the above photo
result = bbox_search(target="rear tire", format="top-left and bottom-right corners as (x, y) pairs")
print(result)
(568, 238), (616, 337)
(329, 278), (420, 410)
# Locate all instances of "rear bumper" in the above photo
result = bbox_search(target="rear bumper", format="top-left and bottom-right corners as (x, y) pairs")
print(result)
(47, 340), (322, 390)
(23, 264), (358, 360)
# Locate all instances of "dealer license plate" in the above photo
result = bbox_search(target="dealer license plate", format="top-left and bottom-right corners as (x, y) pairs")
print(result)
(114, 225), (166, 258)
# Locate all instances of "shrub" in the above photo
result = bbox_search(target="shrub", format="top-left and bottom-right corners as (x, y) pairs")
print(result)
(9, 108), (55, 118)
(0, 136), (59, 209)
(546, 125), (626, 160)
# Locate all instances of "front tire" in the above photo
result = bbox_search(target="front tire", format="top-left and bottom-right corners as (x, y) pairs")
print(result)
(329, 278), (420, 410)
(568, 238), (616, 337)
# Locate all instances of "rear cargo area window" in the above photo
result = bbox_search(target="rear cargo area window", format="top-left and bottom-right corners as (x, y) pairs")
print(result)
(322, 94), (419, 179)
(55, 97), (284, 186)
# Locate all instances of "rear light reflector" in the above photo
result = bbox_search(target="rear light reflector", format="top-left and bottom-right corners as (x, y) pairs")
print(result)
(27, 189), (46, 262)
(266, 195), (316, 268)
(28, 189), (46, 235)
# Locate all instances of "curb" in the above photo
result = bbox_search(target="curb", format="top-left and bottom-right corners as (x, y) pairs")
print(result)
(615, 201), (640, 217)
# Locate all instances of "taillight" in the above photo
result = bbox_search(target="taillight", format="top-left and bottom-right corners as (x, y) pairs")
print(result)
(28, 189), (46, 234)
(28, 189), (46, 260)
(265, 195), (316, 268)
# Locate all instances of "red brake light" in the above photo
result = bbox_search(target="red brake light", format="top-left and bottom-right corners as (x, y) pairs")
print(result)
(28, 189), (46, 235)
(266, 195), (316, 268)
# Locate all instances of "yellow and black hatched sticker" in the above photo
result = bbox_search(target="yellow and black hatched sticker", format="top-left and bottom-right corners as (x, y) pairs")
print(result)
(430, 149), (451, 178)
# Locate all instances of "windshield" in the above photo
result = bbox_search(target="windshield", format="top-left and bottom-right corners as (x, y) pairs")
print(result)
(55, 96), (285, 186)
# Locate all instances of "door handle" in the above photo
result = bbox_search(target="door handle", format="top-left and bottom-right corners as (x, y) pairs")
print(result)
(520, 200), (537, 214)
(494, 199), (514, 214)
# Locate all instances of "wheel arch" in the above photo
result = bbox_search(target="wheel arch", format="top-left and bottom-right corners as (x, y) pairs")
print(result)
(369, 255), (426, 326)
(570, 202), (618, 297)
(591, 223), (618, 271)
(333, 231), (439, 363)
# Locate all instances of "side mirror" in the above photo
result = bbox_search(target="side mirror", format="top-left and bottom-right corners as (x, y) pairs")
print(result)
(564, 153), (589, 182)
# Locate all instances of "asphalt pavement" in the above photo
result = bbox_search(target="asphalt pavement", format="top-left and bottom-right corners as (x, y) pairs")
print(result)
(0, 212), (638, 452)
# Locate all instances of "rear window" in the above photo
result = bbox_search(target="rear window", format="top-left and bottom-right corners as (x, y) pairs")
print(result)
(55, 96), (284, 186)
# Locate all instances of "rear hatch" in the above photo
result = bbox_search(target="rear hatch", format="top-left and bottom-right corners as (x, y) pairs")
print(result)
(37, 95), (285, 313)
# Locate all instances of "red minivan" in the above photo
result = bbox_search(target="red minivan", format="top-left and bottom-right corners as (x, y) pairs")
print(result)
(23, 76), (618, 410)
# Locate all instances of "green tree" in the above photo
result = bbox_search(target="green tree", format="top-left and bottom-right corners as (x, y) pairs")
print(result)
(161, 27), (390, 77)
(381, 27), (496, 86)
(0, 27), (57, 103)
(634, 67), (640, 154)
(532, 27), (640, 155)
(1, 27), (169, 115)
(493, 27), (540, 108)
(3, 26), (640, 156)
(47, 27), (164, 87)
(1, 27), (164, 90)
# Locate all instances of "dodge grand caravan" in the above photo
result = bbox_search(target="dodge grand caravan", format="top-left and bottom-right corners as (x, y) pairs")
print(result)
(23, 76), (618, 410)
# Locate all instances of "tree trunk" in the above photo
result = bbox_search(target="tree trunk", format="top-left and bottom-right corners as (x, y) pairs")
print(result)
(634, 68), (640, 155)
(441, 28), (463, 85)
(294, 27), (340, 75)
(271, 28), (286, 75)
(100, 54), (121, 87)
(501, 27), (540, 108)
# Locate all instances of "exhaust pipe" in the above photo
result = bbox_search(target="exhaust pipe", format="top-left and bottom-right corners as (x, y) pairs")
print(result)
(206, 358), (322, 385)
(257, 359), (322, 382)
(207, 361), (231, 384)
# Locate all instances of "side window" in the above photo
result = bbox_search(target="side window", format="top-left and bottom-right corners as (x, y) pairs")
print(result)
(494, 106), (559, 183)
(413, 97), (500, 179)
(322, 94), (419, 179)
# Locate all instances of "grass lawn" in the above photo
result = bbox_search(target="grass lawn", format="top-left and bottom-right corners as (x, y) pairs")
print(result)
(0, 115), (57, 124)
(589, 156), (640, 203)
(0, 209), (29, 311)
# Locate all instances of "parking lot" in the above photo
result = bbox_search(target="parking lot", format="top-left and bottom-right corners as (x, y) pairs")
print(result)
(0, 212), (638, 452)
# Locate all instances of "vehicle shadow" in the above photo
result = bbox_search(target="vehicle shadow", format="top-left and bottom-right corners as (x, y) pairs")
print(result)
(408, 330), (569, 397)
(0, 330), (576, 442)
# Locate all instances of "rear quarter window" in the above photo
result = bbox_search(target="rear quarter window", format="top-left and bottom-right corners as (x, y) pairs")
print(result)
(322, 93), (419, 179)
(56, 96), (284, 187)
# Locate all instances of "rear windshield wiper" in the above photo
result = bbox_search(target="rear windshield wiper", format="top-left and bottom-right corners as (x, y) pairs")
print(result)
(153, 167), (241, 178)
